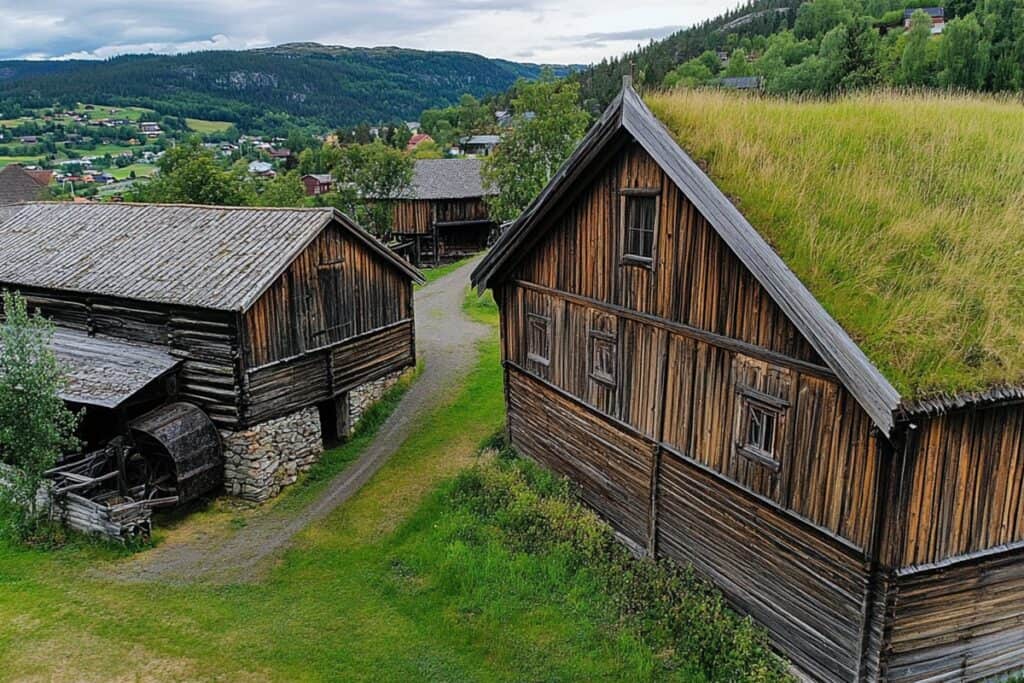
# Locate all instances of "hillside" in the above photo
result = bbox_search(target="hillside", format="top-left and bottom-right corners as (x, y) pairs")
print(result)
(647, 89), (1024, 400)
(0, 44), (574, 129)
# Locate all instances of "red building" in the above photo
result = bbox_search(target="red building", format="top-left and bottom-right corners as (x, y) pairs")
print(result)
(301, 174), (334, 196)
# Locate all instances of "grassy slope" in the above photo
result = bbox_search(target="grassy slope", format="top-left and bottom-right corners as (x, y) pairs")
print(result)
(185, 117), (233, 133)
(0, 289), (680, 681)
(648, 90), (1024, 400)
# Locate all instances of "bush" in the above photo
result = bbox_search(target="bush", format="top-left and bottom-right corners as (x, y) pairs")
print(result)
(449, 436), (791, 682)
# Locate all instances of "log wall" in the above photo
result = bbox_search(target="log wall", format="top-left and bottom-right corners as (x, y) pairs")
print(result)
(883, 545), (1024, 682)
(7, 286), (242, 428)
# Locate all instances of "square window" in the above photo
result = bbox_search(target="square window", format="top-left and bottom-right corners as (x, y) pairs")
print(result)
(590, 335), (617, 385)
(622, 194), (657, 261)
(527, 313), (550, 367)
(745, 404), (777, 456)
(736, 391), (786, 472)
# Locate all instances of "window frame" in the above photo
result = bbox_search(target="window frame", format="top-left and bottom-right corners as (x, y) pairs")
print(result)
(588, 328), (618, 387)
(526, 312), (552, 367)
(619, 187), (660, 267)
(735, 386), (788, 472)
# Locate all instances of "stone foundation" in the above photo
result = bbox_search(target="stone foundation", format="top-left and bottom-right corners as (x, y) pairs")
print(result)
(347, 370), (404, 432)
(221, 406), (322, 503)
(222, 370), (406, 503)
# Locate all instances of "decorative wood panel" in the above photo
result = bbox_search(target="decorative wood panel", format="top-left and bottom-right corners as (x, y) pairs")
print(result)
(657, 452), (870, 682)
(884, 546), (1024, 682)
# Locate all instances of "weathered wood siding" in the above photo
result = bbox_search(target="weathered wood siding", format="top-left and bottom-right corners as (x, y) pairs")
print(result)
(900, 404), (1024, 567)
(511, 141), (824, 365)
(507, 369), (653, 546)
(497, 140), (888, 680)
(7, 286), (242, 428)
(657, 452), (870, 682)
(243, 321), (414, 424)
(883, 546), (1024, 682)
(244, 223), (413, 368)
(392, 197), (490, 235)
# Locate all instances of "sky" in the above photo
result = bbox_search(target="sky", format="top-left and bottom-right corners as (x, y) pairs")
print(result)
(0, 0), (737, 64)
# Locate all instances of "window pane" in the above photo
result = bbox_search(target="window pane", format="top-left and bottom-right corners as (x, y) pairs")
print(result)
(624, 196), (656, 258)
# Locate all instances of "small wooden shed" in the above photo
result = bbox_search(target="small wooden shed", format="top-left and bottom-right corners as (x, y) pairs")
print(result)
(390, 158), (496, 266)
(0, 202), (423, 501)
(473, 83), (1024, 681)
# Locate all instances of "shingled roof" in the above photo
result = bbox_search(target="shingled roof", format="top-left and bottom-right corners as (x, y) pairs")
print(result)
(0, 164), (48, 205)
(404, 159), (496, 200)
(0, 202), (422, 311)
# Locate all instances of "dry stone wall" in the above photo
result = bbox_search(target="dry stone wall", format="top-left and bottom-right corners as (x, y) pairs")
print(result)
(222, 406), (321, 503)
(348, 370), (404, 428)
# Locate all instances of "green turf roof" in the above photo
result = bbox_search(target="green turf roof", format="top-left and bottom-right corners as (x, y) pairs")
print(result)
(646, 89), (1024, 401)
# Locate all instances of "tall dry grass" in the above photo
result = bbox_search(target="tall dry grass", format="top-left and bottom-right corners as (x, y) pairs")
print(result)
(647, 89), (1024, 398)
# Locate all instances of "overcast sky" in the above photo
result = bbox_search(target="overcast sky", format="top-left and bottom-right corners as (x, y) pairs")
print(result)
(1, 0), (737, 64)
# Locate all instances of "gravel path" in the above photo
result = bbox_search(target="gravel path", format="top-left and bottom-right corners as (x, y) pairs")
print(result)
(110, 259), (488, 584)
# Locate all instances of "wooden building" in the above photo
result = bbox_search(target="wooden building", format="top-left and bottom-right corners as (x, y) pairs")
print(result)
(390, 158), (497, 266)
(301, 173), (334, 196)
(472, 82), (1024, 681)
(0, 164), (50, 205)
(0, 202), (423, 501)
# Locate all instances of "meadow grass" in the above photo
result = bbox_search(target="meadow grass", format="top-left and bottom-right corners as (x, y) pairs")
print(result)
(647, 89), (1024, 399)
(0, 286), (747, 681)
(108, 163), (158, 180)
(186, 117), (234, 134)
(0, 156), (43, 168)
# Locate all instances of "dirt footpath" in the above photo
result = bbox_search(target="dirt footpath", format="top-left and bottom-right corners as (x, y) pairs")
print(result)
(110, 259), (489, 584)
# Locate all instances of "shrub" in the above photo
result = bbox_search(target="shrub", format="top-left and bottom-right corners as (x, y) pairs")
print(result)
(450, 435), (791, 682)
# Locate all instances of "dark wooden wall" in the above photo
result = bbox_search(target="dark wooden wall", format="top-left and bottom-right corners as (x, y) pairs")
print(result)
(882, 545), (1024, 681)
(392, 197), (490, 235)
(6, 286), (242, 428)
(494, 134), (1024, 682)
(244, 222), (413, 369)
(900, 404), (1024, 567)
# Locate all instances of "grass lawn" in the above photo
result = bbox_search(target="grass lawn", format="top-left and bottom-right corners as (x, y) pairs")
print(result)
(0, 156), (42, 168)
(0, 289), (713, 681)
(186, 117), (234, 134)
(108, 163), (157, 180)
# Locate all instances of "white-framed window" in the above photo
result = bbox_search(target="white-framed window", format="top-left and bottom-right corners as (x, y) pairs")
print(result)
(620, 189), (659, 264)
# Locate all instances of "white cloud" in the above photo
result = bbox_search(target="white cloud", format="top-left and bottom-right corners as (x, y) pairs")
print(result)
(0, 0), (737, 64)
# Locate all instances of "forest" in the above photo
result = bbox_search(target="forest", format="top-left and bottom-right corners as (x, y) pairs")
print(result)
(575, 0), (1023, 107)
(0, 44), (574, 130)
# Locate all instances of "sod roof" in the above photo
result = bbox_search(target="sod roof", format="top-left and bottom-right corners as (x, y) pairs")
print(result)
(646, 89), (1024, 403)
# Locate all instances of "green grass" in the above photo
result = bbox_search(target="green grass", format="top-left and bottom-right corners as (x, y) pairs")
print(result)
(107, 163), (157, 180)
(185, 117), (233, 134)
(0, 288), (684, 681)
(647, 89), (1024, 400)
(0, 156), (42, 168)
(417, 256), (479, 287)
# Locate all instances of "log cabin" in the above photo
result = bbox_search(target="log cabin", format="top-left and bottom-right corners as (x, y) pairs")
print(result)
(472, 80), (1024, 681)
(390, 158), (497, 267)
(0, 202), (423, 502)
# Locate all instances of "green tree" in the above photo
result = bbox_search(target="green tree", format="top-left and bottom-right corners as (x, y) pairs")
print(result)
(939, 15), (990, 89)
(723, 49), (755, 77)
(483, 72), (590, 223)
(900, 10), (939, 86)
(0, 291), (78, 538)
(794, 0), (855, 39)
(663, 59), (714, 88)
(251, 171), (306, 207)
(334, 141), (413, 235)
(132, 139), (245, 205)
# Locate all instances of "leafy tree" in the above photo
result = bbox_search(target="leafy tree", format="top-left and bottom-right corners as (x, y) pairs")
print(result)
(409, 140), (444, 159)
(900, 10), (939, 86)
(251, 171), (306, 207)
(794, 0), (854, 39)
(333, 141), (413, 235)
(939, 15), (990, 88)
(663, 60), (715, 88)
(723, 49), (755, 77)
(131, 139), (245, 205)
(0, 291), (78, 538)
(483, 72), (590, 223)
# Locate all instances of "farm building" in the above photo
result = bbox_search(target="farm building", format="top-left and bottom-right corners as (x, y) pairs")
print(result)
(473, 81), (1024, 681)
(390, 158), (497, 267)
(0, 202), (423, 502)
(0, 164), (51, 205)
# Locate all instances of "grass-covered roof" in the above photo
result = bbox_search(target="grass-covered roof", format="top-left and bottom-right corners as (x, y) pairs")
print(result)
(646, 90), (1024, 401)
